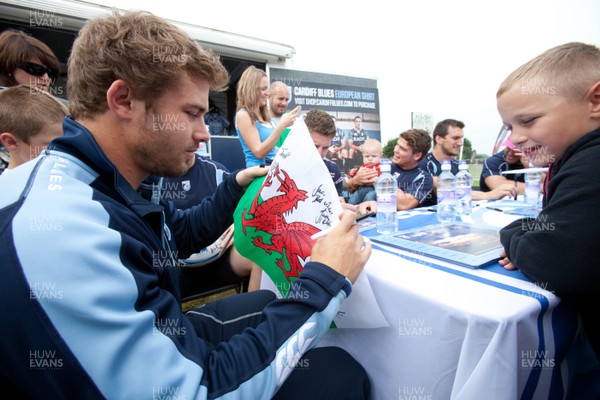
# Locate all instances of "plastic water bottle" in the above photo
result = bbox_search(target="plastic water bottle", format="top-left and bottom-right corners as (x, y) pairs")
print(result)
(524, 169), (542, 206)
(437, 160), (456, 223)
(341, 173), (350, 203)
(455, 160), (472, 215)
(375, 159), (398, 234)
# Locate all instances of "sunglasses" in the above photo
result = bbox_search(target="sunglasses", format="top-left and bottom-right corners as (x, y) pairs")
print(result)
(19, 61), (57, 79)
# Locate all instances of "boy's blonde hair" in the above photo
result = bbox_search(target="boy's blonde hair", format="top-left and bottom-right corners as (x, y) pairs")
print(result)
(67, 11), (229, 119)
(0, 85), (67, 143)
(497, 42), (600, 100)
(360, 138), (382, 154)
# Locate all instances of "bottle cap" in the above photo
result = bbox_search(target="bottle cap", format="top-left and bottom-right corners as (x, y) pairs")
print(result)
(441, 160), (451, 170)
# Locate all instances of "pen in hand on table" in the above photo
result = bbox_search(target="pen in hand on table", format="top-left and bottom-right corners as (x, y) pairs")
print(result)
(310, 211), (373, 241)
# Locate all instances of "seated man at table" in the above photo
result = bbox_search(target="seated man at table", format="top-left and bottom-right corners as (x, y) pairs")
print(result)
(418, 119), (517, 203)
(350, 129), (433, 211)
(497, 42), (600, 374)
(479, 141), (527, 194)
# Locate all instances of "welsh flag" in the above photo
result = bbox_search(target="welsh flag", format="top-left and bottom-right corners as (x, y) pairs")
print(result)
(233, 120), (387, 329)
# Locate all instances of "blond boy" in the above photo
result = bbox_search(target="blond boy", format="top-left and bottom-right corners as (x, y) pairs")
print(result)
(497, 42), (600, 363)
(0, 85), (67, 171)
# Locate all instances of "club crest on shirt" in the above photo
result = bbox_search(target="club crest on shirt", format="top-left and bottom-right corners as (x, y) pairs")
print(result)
(182, 180), (191, 192)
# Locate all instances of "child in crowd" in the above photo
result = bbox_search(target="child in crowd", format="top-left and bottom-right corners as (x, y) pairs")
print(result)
(496, 42), (600, 372)
(0, 85), (67, 173)
(347, 138), (382, 204)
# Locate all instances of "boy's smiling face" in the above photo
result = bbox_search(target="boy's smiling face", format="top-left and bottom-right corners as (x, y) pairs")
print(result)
(497, 85), (599, 166)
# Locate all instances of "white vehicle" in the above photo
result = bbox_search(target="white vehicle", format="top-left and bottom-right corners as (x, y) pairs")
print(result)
(0, 0), (380, 173)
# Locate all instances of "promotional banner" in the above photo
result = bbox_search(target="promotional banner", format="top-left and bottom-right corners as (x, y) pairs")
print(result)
(269, 67), (381, 175)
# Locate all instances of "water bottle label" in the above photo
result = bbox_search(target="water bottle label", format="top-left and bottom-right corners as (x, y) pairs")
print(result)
(455, 187), (472, 200)
(377, 193), (396, 213)
(524, 172), (540, 205)
(525, 181), (540, 205)
(378, 193), (392, 202)
(525, 179), (539, 191)
(388, 194), (397, 211)
(438, 190), (454, 202)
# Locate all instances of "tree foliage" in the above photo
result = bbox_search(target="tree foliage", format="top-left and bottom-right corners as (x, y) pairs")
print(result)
(382, 137), (397, 159)
(462, 138), (473, 161)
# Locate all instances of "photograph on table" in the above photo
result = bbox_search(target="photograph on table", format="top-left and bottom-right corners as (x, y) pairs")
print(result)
(371, 223), (503, 268)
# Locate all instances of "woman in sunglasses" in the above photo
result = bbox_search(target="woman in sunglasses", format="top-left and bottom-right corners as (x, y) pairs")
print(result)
(0, 29), (60, 92)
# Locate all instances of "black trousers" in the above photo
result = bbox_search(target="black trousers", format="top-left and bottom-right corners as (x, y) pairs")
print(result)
(186, 290), (371, 399)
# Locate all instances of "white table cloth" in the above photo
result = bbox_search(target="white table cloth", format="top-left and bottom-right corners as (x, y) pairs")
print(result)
(317, 204), (586, 399)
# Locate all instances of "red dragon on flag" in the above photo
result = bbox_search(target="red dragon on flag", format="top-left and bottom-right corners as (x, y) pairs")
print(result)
(241, 165), (320, 281)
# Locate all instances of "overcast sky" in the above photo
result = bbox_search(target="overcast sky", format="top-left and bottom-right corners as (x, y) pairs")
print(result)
(95, 0), (600, 155)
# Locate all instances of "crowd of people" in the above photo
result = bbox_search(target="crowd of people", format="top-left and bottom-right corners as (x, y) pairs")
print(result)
(1, 9), (599, 398)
